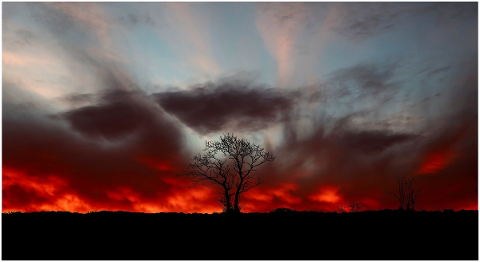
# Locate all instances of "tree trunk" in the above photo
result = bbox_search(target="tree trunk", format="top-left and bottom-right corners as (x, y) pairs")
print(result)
(233, 191), (240, 213)
(233, 164), (243, 213)
(220, 181), (232, 213)
(224, 190), (232, 212)
(233, 179), (243, 213)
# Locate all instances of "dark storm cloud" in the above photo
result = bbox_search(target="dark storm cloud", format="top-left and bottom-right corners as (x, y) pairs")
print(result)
(282, 114), (420, 162)
(56, 66), (183, 157)
(340, 130), (418, 154)
(154, 83), (295, 134)
(62, 93), (155, 140)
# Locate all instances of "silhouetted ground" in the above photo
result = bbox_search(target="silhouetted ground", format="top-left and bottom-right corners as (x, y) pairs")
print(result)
(2, 209), (478, 259)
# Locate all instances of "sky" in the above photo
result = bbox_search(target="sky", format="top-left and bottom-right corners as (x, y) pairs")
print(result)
(2, 2), (478, 213)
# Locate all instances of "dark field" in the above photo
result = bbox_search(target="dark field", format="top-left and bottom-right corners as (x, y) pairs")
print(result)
(2, 210), (478, 260)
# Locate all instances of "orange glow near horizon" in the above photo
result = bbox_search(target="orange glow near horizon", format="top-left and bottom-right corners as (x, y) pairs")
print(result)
(308, 186), (342, 204)
(2, 163), (476, 213)
(244, 183), (302, 205)
(2, 168), (66, 198)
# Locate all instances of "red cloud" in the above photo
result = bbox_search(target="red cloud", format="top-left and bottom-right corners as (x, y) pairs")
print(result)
(308, 186), (342, 204)
(417, 150), (456, 174)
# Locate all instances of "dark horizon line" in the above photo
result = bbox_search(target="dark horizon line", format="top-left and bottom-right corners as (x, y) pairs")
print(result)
(3, 208), (477, 215)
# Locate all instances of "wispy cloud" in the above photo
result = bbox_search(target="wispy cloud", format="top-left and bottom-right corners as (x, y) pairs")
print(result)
(161, 3), (221, 77)
(256, 3), (310, 87)
(48, 3), (113, 50)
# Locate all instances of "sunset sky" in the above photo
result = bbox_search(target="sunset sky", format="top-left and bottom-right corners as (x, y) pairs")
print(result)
(2, 2), (478, 213)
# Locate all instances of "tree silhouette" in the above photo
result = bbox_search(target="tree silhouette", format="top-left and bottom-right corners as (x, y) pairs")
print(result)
(388, 175), (420, 211)
(179, 133), (275, 213)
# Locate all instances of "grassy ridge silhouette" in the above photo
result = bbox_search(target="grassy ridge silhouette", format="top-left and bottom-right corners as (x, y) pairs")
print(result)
(2, 209), (478, 260)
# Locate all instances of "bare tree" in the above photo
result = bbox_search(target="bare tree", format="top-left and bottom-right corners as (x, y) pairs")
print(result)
(347, 202), (365, 212)
(336, 205), (347, 213)
(179, 133), (275, 213)
(388, 175), (420, 211)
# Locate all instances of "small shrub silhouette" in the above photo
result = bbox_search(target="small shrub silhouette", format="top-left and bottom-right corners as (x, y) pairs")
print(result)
(337, 202), (365, 213)
(270, 207), (296, 213)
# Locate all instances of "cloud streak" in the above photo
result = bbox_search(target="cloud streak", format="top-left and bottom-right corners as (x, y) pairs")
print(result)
(161, 3), (221, 77)
(256, 3), (311, 87)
